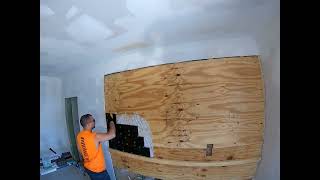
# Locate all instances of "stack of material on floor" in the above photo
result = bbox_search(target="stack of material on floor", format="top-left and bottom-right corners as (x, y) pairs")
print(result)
(40, 152), (76, 175)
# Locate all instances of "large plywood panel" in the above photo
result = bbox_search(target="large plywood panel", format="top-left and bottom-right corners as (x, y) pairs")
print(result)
(104, 56), (264, 179)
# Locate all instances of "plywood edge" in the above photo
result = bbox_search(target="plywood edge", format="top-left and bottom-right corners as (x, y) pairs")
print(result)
(109, 149), (260, 167)
(103, 55), (260, 77)
(256, 55), (266, 146)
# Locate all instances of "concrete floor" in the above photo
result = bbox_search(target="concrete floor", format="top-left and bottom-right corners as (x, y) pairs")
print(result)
(114, 168), (155, 180)
(40, 166), (156, 180)
(40, 166), (90, 180)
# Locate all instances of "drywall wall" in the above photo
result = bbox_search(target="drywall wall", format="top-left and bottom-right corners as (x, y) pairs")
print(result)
(40, 76), (70, 157)
(254, 16), (280, 180)
(61, 36), (259, 179)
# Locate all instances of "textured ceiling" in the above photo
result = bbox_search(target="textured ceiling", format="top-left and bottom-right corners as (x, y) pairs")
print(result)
(40, 0), (279, 76)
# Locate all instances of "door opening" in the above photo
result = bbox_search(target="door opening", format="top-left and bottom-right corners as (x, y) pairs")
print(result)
(65, 97), (81, 162)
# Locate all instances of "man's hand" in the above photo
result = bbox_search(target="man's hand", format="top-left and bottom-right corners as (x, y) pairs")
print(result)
(95, 121), (116, 143)
(109, 121), (116, 135)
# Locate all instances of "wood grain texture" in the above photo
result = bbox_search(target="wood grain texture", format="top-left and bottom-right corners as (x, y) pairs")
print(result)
(105, 56), (264, 178)
(110, 149), (258, 180)
(153, 143), (262, 161)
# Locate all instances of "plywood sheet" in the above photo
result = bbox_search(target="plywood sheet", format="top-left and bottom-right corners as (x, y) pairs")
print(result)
(104, 56), (264, 179)
(110, 149), (258, 180)
(153, 143), (262, 161)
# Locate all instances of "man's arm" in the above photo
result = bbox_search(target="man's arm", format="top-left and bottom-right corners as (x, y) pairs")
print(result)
(96, 121), (116, 143)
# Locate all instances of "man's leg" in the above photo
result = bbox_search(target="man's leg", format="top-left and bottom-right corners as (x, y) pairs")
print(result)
(101, 170), (110, 180)
(85, 168), (97, 180)
(85, 168), (110, 180)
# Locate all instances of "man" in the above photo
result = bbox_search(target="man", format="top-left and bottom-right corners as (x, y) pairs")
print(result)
(76, 114), (116, 180)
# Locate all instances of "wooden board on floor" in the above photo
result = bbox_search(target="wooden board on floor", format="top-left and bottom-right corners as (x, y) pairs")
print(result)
(104, 56), (264, 179)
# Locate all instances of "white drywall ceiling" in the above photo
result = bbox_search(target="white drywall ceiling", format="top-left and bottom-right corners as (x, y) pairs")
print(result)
(40, 0), (279, 76)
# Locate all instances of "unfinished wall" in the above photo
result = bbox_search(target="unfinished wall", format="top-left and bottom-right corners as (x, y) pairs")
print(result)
(105, 56), (264, 179)
(40, 76), (70, 157)
(61, 36), (259, 179)
(254, 16), (280, 180)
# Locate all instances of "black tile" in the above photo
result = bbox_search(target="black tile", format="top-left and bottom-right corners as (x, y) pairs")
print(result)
(119, 124), (130, 132)
(116, 124), (122, 129)
(141, 147), (150, 157)
(135, 137), (145, 147)
(116, 129), (124, 137)
(109, 137), (118, 144)
(132, 140), (138, 148)
(123, 146), (133, 153)
(110, 137), (124, 150)
(132, 144), (140, 153)
(123, 135), (128, 142)
(108, 123), (151, 157)
(135, 144), (145, 150)
(128, 126), (138, 137)
(118, 146), (124, 152)
(109, 144), (115, 149)
(109, 137), (116, 143)
(123, 140), (131, 148)
(117, 140), (124, 147)
(115, 124), (138, 136)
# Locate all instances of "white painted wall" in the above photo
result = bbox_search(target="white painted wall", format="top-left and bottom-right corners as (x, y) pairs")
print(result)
(254, 16), (280, 180)
(40, 76), (70, 157)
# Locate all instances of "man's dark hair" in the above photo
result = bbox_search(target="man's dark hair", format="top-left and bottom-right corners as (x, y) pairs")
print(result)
(80, 114), (92, 127)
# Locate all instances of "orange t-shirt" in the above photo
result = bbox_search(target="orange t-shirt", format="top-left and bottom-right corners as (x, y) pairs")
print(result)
(77, 130), (106, 173)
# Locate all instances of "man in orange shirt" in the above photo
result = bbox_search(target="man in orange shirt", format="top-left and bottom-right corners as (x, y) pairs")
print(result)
(77, 114), (116, 180)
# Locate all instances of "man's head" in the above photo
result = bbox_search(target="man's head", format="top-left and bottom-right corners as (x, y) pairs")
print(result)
(80, 114), (95, 130)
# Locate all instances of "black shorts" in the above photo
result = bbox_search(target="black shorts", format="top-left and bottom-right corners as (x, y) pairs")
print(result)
(84, 168), (110, 180)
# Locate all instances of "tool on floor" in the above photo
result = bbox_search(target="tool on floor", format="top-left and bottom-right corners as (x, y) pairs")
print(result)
(49, 148), (57, 154)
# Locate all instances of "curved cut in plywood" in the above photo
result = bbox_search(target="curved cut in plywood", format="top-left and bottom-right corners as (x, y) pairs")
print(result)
(110, 149), (259, 180)
(104, 56), (264, 179)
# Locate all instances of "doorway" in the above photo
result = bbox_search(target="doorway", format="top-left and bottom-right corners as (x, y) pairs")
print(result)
(65, 97), (81, 162)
